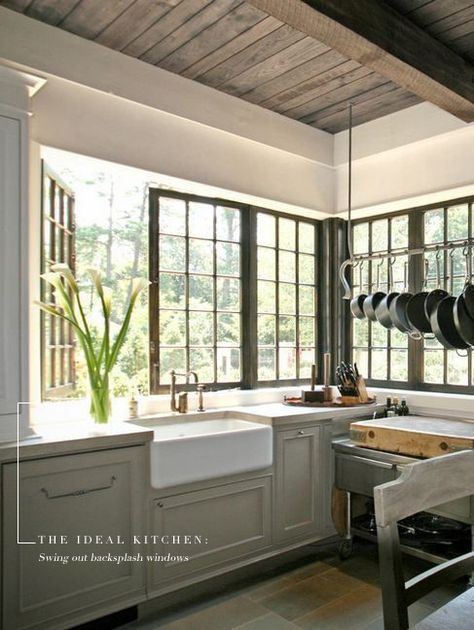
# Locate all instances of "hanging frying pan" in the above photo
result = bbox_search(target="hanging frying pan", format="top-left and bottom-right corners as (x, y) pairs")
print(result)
(375, 258), (399, 329)
(453, 247), (474, 345)
(431, 253), (470, 350)
(389, 261), (418, 335)
(424, 250), (448, 320)
(363, 260), (386, 321)
(406, 259), (432, 334)
(350, 261), (367, 320)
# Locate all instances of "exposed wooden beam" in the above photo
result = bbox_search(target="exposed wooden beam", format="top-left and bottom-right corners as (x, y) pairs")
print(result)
(246, 0), (474, 122)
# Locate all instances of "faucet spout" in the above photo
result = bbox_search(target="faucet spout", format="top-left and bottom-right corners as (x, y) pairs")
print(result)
(169, 370), (200, 412)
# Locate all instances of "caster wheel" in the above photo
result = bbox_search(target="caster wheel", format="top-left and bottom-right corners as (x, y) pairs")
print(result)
(338, 539), (353, 560)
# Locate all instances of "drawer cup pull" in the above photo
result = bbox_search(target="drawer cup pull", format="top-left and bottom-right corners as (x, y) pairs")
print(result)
(41, 475), (117, 499)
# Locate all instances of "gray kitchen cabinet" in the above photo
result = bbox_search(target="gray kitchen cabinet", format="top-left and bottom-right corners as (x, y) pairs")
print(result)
(149, 476), (272, 590)
(274, 424), (323, 541)
(2, 446), (147, 630)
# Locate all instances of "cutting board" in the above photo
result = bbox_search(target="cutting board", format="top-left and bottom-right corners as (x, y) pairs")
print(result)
(350, 415), (474, 458)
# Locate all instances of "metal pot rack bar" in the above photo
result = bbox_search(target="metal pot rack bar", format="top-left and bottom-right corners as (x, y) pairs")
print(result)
(340, 238), (474, 300)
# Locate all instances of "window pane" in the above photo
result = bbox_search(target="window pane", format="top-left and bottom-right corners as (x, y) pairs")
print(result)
(279, 316), (296, 346)
(159, 198), (186, 235)
(189, 202), (214, 238)
(279, 283), (296, 314)
(353, 348), (369, 378)
(279, 251), (296, 282)
(217, 348), (240, 382)
(447, 205), (468, 241)
(257, 213), (275, 246)
(447, 350), (468, 385)
(424, 349), (444, 383)
(299, 223), (314, 253)
(160, 273), (185, 309)
(189, 275), (213, 310)
(353, 319), (369, 346)
(391, 350), (408, 381)
(159, 311), (186, 345)
(216, 206), (240, 242)
(424, 209), (444, 244)
(258, 281), (276, 313)
(216, 278), (240, 311)
(298, 285), (313, 315)
(190, 348), (214, 382)
(300, 348), (316, 378)
(391, 215), (408, 249)
(217, 313), (240, 346)
(189, 312), (214, 346)
(189, 238), (213, 274)
(216, 242), (240, 277)
(258, 247), (276, 280)
(279, 347), (296, 379)
(372, 219), (388, 252)
(279, 218), (296, 250)
(160, 235), (185, 272)
(371, 349), (387, 380)
(353, 223), (369, 254)
(299, 317), (315, 346)
(258, 348), (275, 380)
(372, 325), (387, 348)
(258, 315), (276, 345)
(299, 254), (315, 284)
(160, 348), (186, 384)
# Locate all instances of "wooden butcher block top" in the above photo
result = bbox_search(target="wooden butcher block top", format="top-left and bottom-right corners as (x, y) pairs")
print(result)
(350, 415), (474, 458)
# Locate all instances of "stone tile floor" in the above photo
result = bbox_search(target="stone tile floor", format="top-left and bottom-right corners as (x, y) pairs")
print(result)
(124, 541), (469, 630)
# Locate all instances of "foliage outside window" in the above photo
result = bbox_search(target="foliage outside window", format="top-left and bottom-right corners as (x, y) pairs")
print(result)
(41, 150), (150, 400)
(351, 198), (473, 392)
(257, 212), (317, 382)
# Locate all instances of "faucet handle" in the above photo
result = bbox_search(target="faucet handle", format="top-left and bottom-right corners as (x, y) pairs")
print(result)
(196, 383), (206, 412)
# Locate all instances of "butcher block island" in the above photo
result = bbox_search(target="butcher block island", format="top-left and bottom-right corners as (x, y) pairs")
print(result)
(350, 415), (474, 458)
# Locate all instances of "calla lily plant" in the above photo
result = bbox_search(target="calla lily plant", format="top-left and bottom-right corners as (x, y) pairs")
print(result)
(37, 264), (148, 423)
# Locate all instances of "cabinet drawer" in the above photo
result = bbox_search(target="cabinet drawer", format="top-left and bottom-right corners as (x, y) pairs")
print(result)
(150, 476), (272, 587)
(335, 453), (399, 496)
(2, 447), (146, 630)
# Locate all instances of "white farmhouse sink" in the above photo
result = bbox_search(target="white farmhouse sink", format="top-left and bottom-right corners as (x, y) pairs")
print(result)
(150, 418), (273, 489)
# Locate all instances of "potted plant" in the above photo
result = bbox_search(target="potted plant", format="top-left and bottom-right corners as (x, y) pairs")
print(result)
(37, 264), (148, 423)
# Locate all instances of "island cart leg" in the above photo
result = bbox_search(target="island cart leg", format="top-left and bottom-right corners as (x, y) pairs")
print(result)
(332, 486), (353, 560)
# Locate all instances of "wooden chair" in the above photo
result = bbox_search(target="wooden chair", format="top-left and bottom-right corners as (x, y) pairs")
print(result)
(374, 449), (474, 630)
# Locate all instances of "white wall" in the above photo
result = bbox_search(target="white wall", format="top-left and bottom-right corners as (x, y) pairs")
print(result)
(0, 6), (334, 218)
(334, 103), (474, 217)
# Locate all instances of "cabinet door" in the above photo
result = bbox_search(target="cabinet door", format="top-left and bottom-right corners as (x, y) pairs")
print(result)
(150, 476), (272, 589)
(275, 426), (322, 541)
(2, 447), (147, 630)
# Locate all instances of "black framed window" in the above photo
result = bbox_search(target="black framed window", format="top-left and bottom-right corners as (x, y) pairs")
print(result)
(41, 163), (76, 399)
(351, 196), (474, 393)
(256, 212), (318, 383)
(150, 193), (242, 390)
(149, 191), (320, 393)
(422, 203), (473, 387)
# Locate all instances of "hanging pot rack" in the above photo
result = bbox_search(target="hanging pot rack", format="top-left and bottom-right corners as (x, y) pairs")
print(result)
(340, 238), (474, 300)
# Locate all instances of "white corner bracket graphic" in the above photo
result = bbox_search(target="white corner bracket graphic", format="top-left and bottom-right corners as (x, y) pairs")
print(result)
(17, 402), (36, 544)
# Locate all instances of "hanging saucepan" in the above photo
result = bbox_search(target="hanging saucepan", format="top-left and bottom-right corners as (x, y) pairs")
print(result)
(462, 246), (474, 319)
(453, 246), (474, 346)
(363, 260), (386, 321)
(406, 259), (432, 334)
(424, 249), (448, 321)
(431, 251), (470, 350)
(389, 260), (419, 336)
(350, 261), (368, 320)
(375, 257), (399, 329)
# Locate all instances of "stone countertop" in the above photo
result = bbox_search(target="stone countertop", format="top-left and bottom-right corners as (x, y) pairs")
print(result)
(0, 421), (154, 464)
(129, 401), (384, 429)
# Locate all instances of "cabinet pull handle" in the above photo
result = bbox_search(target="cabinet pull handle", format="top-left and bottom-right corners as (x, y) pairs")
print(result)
(41, 475), (117, 499)
(298, 430), (305, 436)
(156, 502), (164, 508)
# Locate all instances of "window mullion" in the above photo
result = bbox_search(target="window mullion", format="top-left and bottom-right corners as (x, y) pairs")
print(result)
(240, 206), (258, 389)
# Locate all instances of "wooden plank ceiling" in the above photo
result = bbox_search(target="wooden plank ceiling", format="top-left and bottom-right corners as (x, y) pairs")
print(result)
(2, 0), (473, 133)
